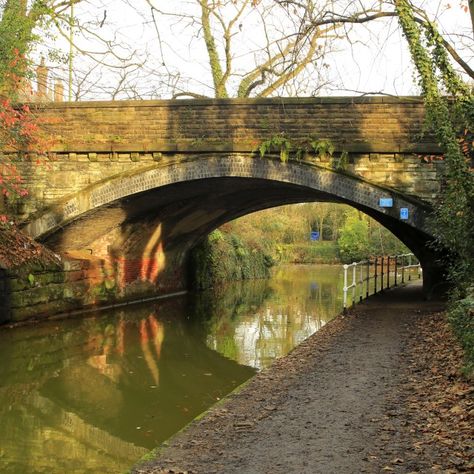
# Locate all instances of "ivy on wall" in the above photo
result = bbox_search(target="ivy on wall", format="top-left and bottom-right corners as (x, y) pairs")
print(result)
(395, 0), (474, 375)
(395, 0), (474, 293)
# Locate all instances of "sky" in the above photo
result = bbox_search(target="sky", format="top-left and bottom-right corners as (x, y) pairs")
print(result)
(34, 0), (473, 100)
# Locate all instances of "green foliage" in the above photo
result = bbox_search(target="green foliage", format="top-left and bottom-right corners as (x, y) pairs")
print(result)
(395, 0), (474, 373)
(259, 134), (292, 162)
(279, 241), (339, 264)
(331, 151), (349, 171)
(396, 0), (474, 292)
(369, 225), (409, 257)
(208, 228), (224, 243)
(447, 288), (474, 377)
(337, 209), (409, 263)
(337, 212), (371, 263)
(310, 139), (334, 160)
(217, 204), (408, 265)
(0, 3), (33, 94)
(0, 1), (55, 95)
(258, 135), (338, 164)
(0, 1), (58, 219)
(189, 229), (274, 289)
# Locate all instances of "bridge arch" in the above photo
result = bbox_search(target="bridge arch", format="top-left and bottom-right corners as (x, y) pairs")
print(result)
(22, 154), (440, 293)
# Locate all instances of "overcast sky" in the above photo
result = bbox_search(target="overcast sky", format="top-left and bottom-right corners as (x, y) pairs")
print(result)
(35, 0), (473, 100)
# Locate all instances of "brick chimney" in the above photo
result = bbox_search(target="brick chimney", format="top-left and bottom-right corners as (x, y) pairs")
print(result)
(54, 79), (64, 102)
(36, 57), (48, 101)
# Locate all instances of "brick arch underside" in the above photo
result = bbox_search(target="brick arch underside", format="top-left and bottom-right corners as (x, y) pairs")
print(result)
(25, 155), (439, 293)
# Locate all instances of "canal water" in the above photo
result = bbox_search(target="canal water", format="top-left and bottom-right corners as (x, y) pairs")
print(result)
(0, 264), (344, 473)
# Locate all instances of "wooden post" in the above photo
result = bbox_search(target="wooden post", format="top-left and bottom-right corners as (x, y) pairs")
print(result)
(366, 260), (370, 299)
(380, 257), (384, 292)
(386, 256), (390, 290)
(374, 257), (378, 294)
(401, 255), (405, 284)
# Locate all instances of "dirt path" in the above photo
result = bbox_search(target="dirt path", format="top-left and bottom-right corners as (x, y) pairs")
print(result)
(132, 282), (471, 474)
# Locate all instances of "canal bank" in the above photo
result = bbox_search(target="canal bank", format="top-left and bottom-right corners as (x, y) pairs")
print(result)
(0, 223), (274, 324)
(133, 282), (473, 474)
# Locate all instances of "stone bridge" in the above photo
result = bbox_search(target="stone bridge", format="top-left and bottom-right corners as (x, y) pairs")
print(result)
(12, 96), (445, 305)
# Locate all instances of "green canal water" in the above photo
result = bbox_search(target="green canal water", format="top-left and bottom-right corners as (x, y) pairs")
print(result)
(0, 264), (344, 473)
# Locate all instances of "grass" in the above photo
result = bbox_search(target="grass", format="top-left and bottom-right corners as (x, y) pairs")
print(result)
(279, 241), (339, 264)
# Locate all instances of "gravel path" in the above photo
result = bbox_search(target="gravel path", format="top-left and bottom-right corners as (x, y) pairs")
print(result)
(133, 282), (446, 474)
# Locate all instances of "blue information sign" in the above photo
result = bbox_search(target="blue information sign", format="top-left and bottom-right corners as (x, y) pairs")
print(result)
(310, 231), (320, 241)
(400, 207), (409, 220)
(379, 198), (394, 208)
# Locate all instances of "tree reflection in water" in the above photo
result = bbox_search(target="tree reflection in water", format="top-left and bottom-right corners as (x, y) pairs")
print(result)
(0, 264), (342, 473)
(203, 265), (343, 368)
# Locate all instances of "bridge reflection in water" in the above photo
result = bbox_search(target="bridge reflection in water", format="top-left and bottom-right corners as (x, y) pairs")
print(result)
(0, 264), (343, 473)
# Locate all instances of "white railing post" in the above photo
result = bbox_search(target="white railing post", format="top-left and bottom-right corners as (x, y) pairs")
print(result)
(341, 253), (418, 310)
(343, 264), (348, 311)
(352, 263), (356, 306)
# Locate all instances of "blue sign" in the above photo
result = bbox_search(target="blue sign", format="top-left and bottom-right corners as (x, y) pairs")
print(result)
(310, 231), (320, 241)
(400, 207), (409, 220)
(379, 198), (394, 208)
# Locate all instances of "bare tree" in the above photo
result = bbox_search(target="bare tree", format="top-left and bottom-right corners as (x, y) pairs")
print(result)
(3, 1), (471, 100)
(143, 0), (472, 99)
(144, 0), (345, 98)
(278, 1), (473, 81)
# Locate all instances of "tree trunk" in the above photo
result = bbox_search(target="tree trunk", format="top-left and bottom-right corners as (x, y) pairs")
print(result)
(318, 215), (325, 241)
(469, 0), (474, 37)
(200, 0), (228, 98)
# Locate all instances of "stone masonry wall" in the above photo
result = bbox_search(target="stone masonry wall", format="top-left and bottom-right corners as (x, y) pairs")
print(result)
(10, 96), (443, 221)
(35, 96), (436, 154)
(0, 259), (90, 323)
(0, 254), (185, 324)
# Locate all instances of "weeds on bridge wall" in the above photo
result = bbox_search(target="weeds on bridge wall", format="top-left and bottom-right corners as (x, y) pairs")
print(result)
(258, 134), (349, 171)
(396, 0), (474, 375)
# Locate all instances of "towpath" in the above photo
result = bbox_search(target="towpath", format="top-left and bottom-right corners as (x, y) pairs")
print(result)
(133, 282), (471, 474)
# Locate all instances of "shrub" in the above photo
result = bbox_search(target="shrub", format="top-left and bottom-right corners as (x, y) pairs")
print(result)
(448, 288), (474, 378)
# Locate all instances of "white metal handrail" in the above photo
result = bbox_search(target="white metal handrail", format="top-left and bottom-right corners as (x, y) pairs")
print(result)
(342, 253), (421, 310)
(397, 253), (422, 284)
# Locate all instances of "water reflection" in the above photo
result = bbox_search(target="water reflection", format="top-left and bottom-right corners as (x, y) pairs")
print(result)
(0, 264), (343, 473)
(203, 265), (343, 368)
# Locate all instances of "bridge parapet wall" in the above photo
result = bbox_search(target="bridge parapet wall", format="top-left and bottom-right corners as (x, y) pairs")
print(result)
(36, 96), (437, 154)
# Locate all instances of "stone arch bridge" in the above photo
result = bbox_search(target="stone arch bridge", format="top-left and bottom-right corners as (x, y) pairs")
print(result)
(13, 96), (445, 302)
